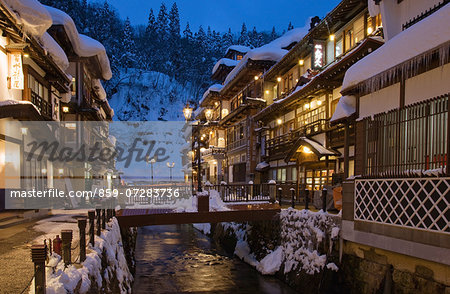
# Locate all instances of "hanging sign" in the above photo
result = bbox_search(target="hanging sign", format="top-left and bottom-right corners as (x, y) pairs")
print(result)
(8, 53), (24, 90)
(312, 41), (325, 69)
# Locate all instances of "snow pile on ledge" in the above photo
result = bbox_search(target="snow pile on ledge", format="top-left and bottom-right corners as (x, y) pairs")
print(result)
(330, 95), (356, 122)
(31, 218), (133, 294)
(212, 58), (238, 74)
(342, 3), (450, 92)
(200, 83), (223, 104)
(224, 28), (307, 86)
(40, 32), (70, 70)
(225, 45), (250, 55)
(4, 0), (52, 37)
(44, 5), (112, 80)
(209, 189), (230, 211)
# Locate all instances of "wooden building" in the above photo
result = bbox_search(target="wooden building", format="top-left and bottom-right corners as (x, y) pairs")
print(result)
(340, 0), (450, 269)
(254, 0), (383, 198)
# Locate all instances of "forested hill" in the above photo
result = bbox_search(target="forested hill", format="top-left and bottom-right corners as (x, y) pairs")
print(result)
(39, 0), (291, 120)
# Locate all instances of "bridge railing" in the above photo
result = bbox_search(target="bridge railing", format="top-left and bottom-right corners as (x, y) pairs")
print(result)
(208, 183), (271, 202)
(118, 184), (192, 207)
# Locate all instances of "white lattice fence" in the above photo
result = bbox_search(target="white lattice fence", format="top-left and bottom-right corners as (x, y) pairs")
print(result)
(354, 178), (450, 234)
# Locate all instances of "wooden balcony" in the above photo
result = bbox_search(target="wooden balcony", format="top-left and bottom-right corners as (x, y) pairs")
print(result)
(30, 91), (52, 119)
(226, 138), (247, 152)
(266, 119), (330, 159)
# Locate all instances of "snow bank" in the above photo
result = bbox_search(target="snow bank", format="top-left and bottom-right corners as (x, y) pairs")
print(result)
(342, 3), (450, 92)
(330, 95), (356, 123)
(212, 58), (238, 75)
(3, 0), (52, 37)
(209, 189), (230, 211)
(223, 28), (307, 86)
(256, 246), (284, 275)
(44, 5), (112, 80)
(193, 223), (211, 235)
(31, 218), (133, 294)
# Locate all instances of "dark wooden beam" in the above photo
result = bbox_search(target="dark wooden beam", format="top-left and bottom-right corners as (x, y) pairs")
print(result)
(116, 208), (281, 227)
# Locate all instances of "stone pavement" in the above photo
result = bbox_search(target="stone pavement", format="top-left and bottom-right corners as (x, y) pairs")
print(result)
(0, 219), (47, 294)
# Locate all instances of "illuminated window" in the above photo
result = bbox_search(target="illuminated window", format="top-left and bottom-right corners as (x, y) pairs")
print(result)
(335, 37), (343, 57)
(71, 77), (76, 97)
(353, 16), (364, 44)
(345, 29), (354, 52)
(236, 54), (243, 61)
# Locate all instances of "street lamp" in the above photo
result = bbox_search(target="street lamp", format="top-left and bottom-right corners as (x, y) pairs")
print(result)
(146, 156), (156, 184)
(166, 162), (175, 181)
(205, 108), (213, 121)
(183, 103), (193, 121)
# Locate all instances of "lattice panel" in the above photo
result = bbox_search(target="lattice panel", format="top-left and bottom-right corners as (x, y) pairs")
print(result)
(355, 178), (450, 234)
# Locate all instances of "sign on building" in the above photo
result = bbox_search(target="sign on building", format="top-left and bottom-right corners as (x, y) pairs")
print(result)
(8, 53), (24, 90)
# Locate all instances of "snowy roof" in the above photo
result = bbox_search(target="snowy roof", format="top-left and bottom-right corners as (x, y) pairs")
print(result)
(3, 0), (52, 38)
(225, 45), (251, 55)
(342, 3), (450, 93)
(212, 58), (238, 75)
(44, 5), (112, 80)
(301, 137), (337, 156)
(200, 84), (223, 104)
(223, 28), (307, 87)
(256, 161), (270, 171)
(330, 95), (356, 123)
(40, 32), (69, 71)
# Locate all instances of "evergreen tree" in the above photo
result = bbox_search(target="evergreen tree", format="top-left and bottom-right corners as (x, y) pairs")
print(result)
(238, 22), (250, 47)
(221, 28), (233, 51)
(183, 22), (193, 40)
(121, 17), (136, 71)
(168, 3), (180, 39)
(270, 26), (277, 41)
(156, 3), (169, 42)
(287, 21), (294, 31)
(146, 9), (156, 35)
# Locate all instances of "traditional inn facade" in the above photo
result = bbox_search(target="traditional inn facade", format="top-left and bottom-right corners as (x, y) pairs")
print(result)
(0, 1), (115, 211)
(339, 0), (450, 281)
(254, 0), (383, 201)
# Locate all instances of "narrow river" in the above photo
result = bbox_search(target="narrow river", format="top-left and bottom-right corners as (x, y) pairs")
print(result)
(133, 224), (296, 294)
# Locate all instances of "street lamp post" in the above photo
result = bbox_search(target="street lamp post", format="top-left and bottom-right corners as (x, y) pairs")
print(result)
(146, 156), (157, 185)
(166, 162), (175, 181)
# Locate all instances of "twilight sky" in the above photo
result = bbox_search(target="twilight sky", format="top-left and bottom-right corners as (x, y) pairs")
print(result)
(106, 0), (341, 33)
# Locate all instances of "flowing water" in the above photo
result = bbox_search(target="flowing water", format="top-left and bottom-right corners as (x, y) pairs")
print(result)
(133, 224), (297, 294)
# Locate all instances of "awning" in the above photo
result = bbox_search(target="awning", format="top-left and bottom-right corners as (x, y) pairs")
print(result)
(284, 137), (339, 163)
(256, 161), (270, 171)
(330, 95), (356, 124)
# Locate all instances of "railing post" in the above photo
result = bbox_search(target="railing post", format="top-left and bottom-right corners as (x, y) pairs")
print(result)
(305, 189), (309, 210)
(268, 180), (276, 203)
(248, 181), (253, 201)
(277, 187), (282, 205)
(322, 188), (327, 212)
(88, 210), (95, 246)
(96, 208), (101, 236)
(31, 244), (47, 294)
(290, 188), (295, 208)
(102, 209), (106, 229)
(77, 217), (87, 262)
(61, 230), (73, 266)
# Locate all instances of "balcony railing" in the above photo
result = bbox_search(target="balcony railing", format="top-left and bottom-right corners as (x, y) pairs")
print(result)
(202, 146), (226, 157)
(360, 94), (449, 178)
(266, 119), (329, 157)
(226, 138), (247, 151)
(30, 91), (52, 119)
